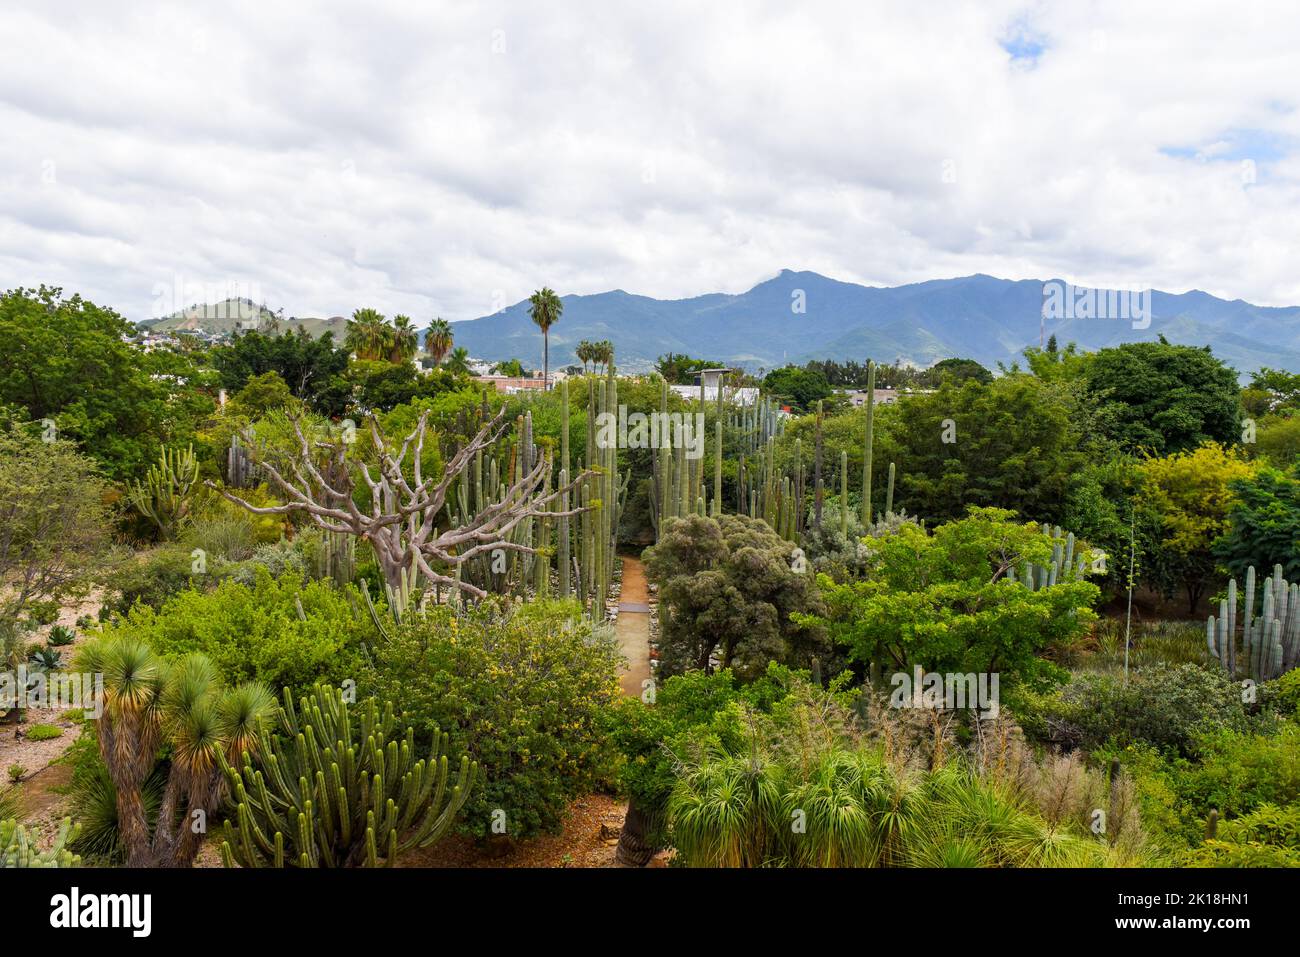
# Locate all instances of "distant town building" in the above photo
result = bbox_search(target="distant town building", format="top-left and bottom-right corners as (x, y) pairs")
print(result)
(668, 384), (760, 406)
(476, 375), (549, 394)
(842, 388), (900, 408)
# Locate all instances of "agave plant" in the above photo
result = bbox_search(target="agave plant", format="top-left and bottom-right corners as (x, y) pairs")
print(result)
(47, 625), (76, 647)
(75, 637), (276, 867)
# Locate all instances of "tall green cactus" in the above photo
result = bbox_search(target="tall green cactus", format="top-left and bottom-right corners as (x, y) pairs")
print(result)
(127, 443), (198, 540)
(1207, 563), (1299, 682)
(1013, 525), (1093, 591)
(220, 685), (476, 868)
(861, 360), (875, 527)
(0, 817), (81, 867)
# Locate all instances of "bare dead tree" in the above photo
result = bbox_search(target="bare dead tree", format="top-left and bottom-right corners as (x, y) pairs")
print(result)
(205, 407), (588, 598)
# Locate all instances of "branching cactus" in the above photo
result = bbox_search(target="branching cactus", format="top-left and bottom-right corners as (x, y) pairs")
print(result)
(219, 685), (476, 868)
(1206, 564), (1299, 682)
(0, 817), (81, 867)
(127, 443), (199, 540)
(1015, 525), (1095, 591)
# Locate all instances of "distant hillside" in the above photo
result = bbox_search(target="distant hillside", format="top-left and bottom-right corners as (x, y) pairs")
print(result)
(144, 300), (347, 340)
(446, 271), (1300, 376)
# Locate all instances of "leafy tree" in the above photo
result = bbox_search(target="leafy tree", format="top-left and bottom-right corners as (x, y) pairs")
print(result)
(762, 365), (832, 412)
(424, 318), (453, 365)
(528, 287), (562, 389)
(1241, 367), (1300, 418)
(210, 329), (349, 415)
(655, 352), (722, 385)
(1136, 442), (1256, 613)
(917, 357), (993, 387)
(1213, 463), (1300, 581)
(493, 358), (526, 377)
(1252, 415), (1300, 467)
(226, 371), (299, 419)
(0, 286), (213, 480)
(643, 513), (828, 680)
(1019, 340), (1093, 383)
(801, 507), (1099, 685)
(1082, 340), (1241, 455)
(879, 375), (1087, 525)
(343, 360), (467, 414)
(0, 428), (114, 628)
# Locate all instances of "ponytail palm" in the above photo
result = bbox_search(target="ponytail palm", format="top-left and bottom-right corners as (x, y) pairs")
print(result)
(77, 638), (275, 867)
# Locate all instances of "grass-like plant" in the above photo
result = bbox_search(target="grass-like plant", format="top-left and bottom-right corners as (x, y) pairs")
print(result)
(25, 723), (63, 741)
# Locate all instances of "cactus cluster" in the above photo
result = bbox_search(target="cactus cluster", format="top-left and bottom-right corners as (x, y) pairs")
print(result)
(0, 818), (81, 867)
(219, 685), (476, 868)
(126, 443), (198, 539)
(1206, 564), (1300, 682)
(225, 429), (259, 488)
(1014, 525), (1095, 591)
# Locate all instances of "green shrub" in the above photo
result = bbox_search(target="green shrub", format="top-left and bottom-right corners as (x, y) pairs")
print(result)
(1263, 669), (1300, 716)
(25, 723), (62, 741)
(100, 544), (208, 619)
(1185, 804), (1300, 867)
(182, 513), (257, 562)
(1042, 663), (1247, 756)
(97, 569), (372, 692)
(365, 599), (621, 839)
(225, 540), (306, 585)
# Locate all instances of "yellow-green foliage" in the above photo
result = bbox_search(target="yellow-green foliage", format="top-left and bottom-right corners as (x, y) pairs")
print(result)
(97, 569), (372, 692)
(365, 598), (622, 839)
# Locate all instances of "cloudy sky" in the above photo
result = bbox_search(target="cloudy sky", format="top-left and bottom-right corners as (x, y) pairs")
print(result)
(2, 0), (1299, 323)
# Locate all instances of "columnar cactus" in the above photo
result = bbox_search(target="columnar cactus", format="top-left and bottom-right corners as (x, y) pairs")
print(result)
(1206, 564), (1299, 682)
(862, 360), (876, 527)
(219, 685), (476, 868)
(0, 818), (81, 867)
(127, 443), (199, 540)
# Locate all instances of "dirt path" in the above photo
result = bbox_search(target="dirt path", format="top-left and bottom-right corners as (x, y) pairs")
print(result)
(615, 557), (652, 699)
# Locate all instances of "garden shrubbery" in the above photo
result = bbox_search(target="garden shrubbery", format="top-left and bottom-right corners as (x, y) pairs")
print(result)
(97, 569), (373, 691)
(365, 598), (622, 839)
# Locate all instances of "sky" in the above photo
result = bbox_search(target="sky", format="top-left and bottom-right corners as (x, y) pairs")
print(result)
(2, 0), (1299, 324)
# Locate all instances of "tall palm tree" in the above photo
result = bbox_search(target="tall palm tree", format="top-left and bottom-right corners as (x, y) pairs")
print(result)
(390, 314), (419, 363)
(575, 339), (593, 374)
(347, 308), (389, 360)
(444, 346), (472, 375)
(425, 318), (453, 365)
(528, 287), (563, 390)
(596, 339), (614, 374)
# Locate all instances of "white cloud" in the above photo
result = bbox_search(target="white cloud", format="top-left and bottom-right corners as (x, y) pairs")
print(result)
(2, 0), (1299, 322)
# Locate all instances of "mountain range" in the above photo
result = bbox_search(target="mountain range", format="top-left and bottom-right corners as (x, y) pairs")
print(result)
(449, 271), (1300, 376)
(146, 273), (1300, 376)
